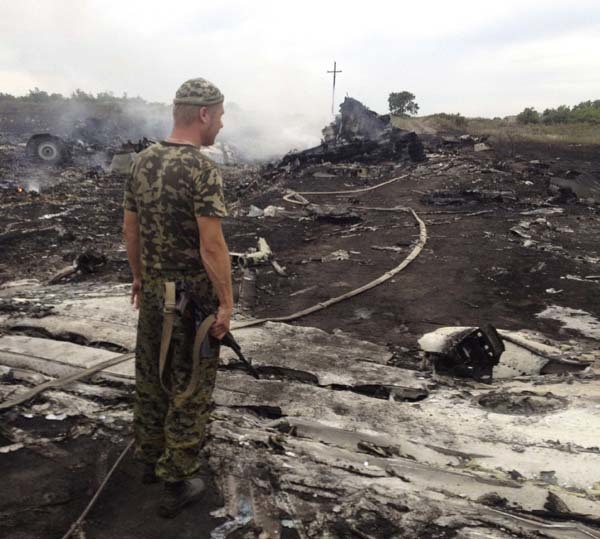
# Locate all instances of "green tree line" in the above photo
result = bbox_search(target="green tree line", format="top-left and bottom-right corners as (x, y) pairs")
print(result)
(517, 100), (600, 125)
(0, 88), (154, 105)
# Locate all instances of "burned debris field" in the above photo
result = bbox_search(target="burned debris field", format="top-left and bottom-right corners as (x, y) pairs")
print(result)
(1, 98), (600, 539)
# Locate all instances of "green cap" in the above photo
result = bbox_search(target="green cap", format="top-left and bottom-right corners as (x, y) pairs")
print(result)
(173, 78), (224, 106)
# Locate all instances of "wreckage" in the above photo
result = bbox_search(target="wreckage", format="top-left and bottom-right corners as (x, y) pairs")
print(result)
(279, 97), (426, 167)
(1, 96), (600, 538)
(23, 114), (242, 173)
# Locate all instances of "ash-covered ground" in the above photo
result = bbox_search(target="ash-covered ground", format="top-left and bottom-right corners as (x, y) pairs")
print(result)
(1, 100), (600, 539)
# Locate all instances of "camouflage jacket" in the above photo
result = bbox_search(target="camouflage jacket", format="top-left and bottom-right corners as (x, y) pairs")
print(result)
(123, 141), (227, 276)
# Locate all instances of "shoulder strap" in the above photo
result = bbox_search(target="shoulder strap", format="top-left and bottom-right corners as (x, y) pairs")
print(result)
(175, 314), (215, 403)
(159, 282), (177, 395)
(159, 281), (216, 401)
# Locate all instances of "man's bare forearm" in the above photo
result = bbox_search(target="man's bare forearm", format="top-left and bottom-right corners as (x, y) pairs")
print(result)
(123, 211), (142, 280)
(200, 241), (233, 308)
(125, 234), (142, 279)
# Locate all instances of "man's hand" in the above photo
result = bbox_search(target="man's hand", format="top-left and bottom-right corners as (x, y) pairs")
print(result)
(211, 305), (232, 340)
(130, 278), (142, 309)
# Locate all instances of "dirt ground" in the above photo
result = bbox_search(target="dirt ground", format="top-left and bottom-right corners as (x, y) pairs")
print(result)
(1, 118), (600, 538)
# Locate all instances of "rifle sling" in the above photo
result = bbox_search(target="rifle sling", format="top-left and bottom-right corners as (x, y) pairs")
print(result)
(159, 281), (215, 401)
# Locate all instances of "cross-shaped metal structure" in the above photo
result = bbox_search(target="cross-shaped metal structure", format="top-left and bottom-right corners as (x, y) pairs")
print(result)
(327, 61), (342, 115)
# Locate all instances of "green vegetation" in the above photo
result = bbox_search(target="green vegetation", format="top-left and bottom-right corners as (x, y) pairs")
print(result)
(466, 118), (600, 146)
(427, 112), (467, 129)
(391, 95), (600, 145)
(0, 88), (171, 138)
(388, 91), (419, 116)
(0, 88), (159, 106)
(517, 100), (600, 125)
(516, 107), (540, 124)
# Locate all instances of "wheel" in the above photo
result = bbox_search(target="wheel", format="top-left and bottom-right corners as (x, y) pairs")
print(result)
(25, 134), (70, 165)
(37, 140), (61, 162)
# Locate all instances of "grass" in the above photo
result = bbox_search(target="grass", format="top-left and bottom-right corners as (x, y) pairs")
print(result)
(466, 118), (600, 146)
(392, 114), (600, 146)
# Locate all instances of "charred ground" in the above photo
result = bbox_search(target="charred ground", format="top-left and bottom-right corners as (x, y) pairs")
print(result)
(1, 99), (600, 538)
(3, 127), (600, 351)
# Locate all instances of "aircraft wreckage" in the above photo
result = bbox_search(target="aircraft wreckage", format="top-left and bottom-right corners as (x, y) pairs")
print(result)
(1, 96), (600, 538)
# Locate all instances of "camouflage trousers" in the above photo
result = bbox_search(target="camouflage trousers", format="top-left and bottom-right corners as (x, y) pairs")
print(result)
(134, 271), (219, 482)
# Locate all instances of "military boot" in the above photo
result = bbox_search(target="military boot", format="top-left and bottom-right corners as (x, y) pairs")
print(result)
(158, 477), (206, 518)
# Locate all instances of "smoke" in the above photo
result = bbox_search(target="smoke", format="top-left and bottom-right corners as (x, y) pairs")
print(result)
(54, 98), (328, 162)
(54, 100), (172, 144)
(219, 102), (328, 162)
(2, 0), (600, 128)
(23, 179), (40, 193)
(0, 93), (330, 163)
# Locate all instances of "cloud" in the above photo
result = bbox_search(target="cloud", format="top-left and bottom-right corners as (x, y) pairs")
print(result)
(1, 0), (599, 154)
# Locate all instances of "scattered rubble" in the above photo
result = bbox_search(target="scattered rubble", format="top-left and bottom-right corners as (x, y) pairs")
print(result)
(550, 172), (600, 204)
(2, 98), (600, 538)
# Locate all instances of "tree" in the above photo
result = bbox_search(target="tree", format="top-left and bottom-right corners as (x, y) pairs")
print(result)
(96, 91), (116, 102)
(26, 87), (50, 102)
(516, 107), (540, 124)
(388, 91), (419, 116)
(542, 105), (570, 124)
(71, 88), (95, 101)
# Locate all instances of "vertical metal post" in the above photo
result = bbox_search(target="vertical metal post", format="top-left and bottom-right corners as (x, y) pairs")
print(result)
(327, 61), (342, 116)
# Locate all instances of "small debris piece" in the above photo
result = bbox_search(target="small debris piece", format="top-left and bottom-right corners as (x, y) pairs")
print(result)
(45, 413), (68, 421)
(289, 285), (317, 297)
(550, 172), (600, 203)
(476, 492), (509, 508)
(474, 143), (492, 152)
(430, 325), (505, 383)
(0, 443), (25, 454)
(371, 245), (404, 253)
(306, 204), (362, 224)
(539, 470), (558, 485)
(47, 250), (107, 284)
(238, 268), (256, 311)
(270, 260), (287, 276)
(232, 238), (273, 266)
(357, 440), (399, 458)
(322, 250), (350, 263)
(263, 205), (284, 217)
(544, 492), (571, 515)
(247, 205), (264, 218)
(47, 265), (78, 285)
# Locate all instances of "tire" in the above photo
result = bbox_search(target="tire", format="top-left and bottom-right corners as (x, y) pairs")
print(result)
(26, 134), (70, 165)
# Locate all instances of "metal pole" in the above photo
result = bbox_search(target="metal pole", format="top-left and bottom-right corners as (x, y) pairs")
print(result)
(331, 61), (336, 115)
(327, 61), (342, 116)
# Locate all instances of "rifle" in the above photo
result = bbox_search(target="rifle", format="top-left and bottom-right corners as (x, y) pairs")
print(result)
(175, 281), (260, 379)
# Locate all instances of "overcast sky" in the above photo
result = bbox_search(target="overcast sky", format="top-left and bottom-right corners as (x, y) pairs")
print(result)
(1, 0), (599, 153)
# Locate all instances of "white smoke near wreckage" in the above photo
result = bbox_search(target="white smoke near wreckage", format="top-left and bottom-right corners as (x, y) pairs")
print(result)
(62, 98), (329, 162)
(0, 92), (330, 163)
(220, 103), (328, 161)
(2, 0), (600, 159)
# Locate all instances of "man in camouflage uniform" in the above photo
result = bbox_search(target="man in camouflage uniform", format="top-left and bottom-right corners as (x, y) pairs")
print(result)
(123, 78), (233, 518)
